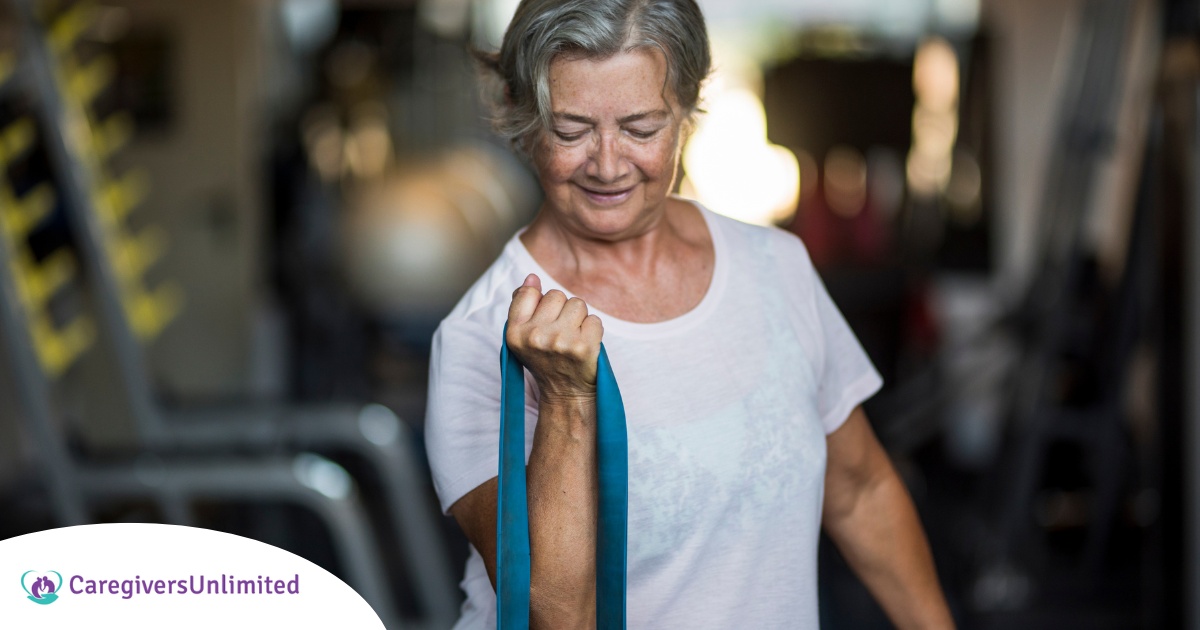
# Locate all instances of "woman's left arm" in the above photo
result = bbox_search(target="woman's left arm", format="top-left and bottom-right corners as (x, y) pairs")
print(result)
(822, 406), (956, 630)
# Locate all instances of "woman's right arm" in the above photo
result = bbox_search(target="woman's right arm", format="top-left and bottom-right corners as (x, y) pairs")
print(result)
(449, 273), (603, 630)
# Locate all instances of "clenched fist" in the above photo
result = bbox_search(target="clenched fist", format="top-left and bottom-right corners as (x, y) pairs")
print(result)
(506, 273), (604, 405)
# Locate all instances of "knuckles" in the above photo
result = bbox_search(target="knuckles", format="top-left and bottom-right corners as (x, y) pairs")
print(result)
(506, 289), (601, 380)
(526, 328), (551, 349)
(550, 335), (574, 354)
(507, 322), (601, 358)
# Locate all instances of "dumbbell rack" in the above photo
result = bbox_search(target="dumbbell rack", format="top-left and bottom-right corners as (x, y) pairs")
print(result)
(0, 4), (460, 627)
(0, 5), (402, 622)
(0, 0), (185, 521)
(0, 111), (87, 524)
(1, 0), (180, 446)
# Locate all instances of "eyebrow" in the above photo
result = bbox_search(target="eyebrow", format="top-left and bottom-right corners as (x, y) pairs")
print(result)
(553, 109), (671, 125)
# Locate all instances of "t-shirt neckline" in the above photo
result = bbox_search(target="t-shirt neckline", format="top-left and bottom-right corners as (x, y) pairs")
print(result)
(506, 197), (729, 339)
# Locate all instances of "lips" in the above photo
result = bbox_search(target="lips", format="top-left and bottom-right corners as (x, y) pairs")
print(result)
(578, 184), (635, 205)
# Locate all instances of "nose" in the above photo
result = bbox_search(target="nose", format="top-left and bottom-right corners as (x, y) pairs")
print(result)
(587, 132), (628, 183)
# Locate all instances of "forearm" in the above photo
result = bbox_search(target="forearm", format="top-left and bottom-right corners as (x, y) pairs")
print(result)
(526, 395), (599, 629)
(824, 469), (953, 630)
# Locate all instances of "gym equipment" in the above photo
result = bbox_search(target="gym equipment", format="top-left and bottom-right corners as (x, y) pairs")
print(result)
(992, 0), (1139, 573)
(0, 114), (93, 377)
(0, 1), (460, 626)
(0, 111), (402, 627)
(950, 0), (1164, 612)
(339, 144), (539, 320)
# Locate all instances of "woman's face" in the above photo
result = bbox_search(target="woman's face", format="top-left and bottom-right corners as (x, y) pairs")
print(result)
(531, 48), (684, 240)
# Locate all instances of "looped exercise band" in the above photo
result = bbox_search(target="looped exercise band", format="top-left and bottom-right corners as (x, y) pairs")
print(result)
(498, 322), (628, 629)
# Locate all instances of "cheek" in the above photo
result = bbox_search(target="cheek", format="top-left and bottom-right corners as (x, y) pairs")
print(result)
(631, 139), (680, 179)
(536, 145), (587, 183)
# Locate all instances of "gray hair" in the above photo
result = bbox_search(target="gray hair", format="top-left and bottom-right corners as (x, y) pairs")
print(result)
(476, 0), (711, 157)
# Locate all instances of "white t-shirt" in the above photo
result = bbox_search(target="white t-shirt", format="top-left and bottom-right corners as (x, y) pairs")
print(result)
(425, 200), (882, 629)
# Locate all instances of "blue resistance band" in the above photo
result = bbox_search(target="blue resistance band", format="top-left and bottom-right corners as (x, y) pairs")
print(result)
(497, 322), (628, 630)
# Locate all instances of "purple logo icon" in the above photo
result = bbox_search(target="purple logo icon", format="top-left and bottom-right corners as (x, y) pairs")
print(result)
(21, 571), (62, 605)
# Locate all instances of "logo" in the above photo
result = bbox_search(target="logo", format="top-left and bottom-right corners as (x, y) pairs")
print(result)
(21, 571), (63, 605)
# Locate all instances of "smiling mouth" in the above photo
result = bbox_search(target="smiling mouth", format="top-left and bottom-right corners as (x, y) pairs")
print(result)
(578, 184), (635, 205)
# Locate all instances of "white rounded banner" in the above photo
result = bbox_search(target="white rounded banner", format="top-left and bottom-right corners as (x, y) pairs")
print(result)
(0, 524), (385, 628)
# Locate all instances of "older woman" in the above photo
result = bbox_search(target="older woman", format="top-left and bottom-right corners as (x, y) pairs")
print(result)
(425, 0), (955, 628)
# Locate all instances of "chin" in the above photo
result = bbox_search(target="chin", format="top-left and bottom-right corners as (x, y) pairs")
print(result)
(569, 197), (657, 238)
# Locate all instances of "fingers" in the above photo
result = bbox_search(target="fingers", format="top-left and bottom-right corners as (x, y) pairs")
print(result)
(508, 275), (598, 350)
(531, 289), (568, 324)
(508, 273), (543, 326)
(504, 274), (604, 395)
(559, 297), (589, 329)
(581, 313), (603, 346)
(509, 275), (589, 331)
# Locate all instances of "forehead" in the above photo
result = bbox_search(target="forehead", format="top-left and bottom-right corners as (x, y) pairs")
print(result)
(547, 48), (676, 118)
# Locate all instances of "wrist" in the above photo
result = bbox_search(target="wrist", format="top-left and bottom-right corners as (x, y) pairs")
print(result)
(537, 378), (596, 406)
(538, 390), (596, 412)
(536, 390), (597, 437)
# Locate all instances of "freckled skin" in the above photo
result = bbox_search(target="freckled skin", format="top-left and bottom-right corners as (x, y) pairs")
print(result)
(531, 48), (684, 241)
(519, 48), (715, 323)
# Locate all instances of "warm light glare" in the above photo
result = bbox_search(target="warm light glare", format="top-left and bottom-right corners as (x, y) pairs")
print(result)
(682, 87), (801, 226)
(345, 102), (394, 180)
(824, 145), (867, 218)
(907, 36), (960, 198)
(303, 113), (343, 182)
(913, 38), (960, 112)
(911, 108), (958, 158)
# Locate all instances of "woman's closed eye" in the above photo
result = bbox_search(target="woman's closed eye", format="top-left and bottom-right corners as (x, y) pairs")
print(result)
(553, 129), (588, 142)
(552, 125), (664, 143)
(626, 126), (664, 140)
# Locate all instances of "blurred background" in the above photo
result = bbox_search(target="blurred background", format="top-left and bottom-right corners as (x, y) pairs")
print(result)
(0, 0), (1195, 627)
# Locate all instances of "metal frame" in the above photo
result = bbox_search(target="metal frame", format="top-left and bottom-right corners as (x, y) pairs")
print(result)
(2, 1), (457, 626)
(1186, 74), (1200, 630)
(994, 0), (1133, 566)
(0, 168), (404, 626)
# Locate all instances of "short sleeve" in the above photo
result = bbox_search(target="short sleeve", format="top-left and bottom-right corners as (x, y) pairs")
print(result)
(810, 269), (884, 434)
(424, 317), (508, 514)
